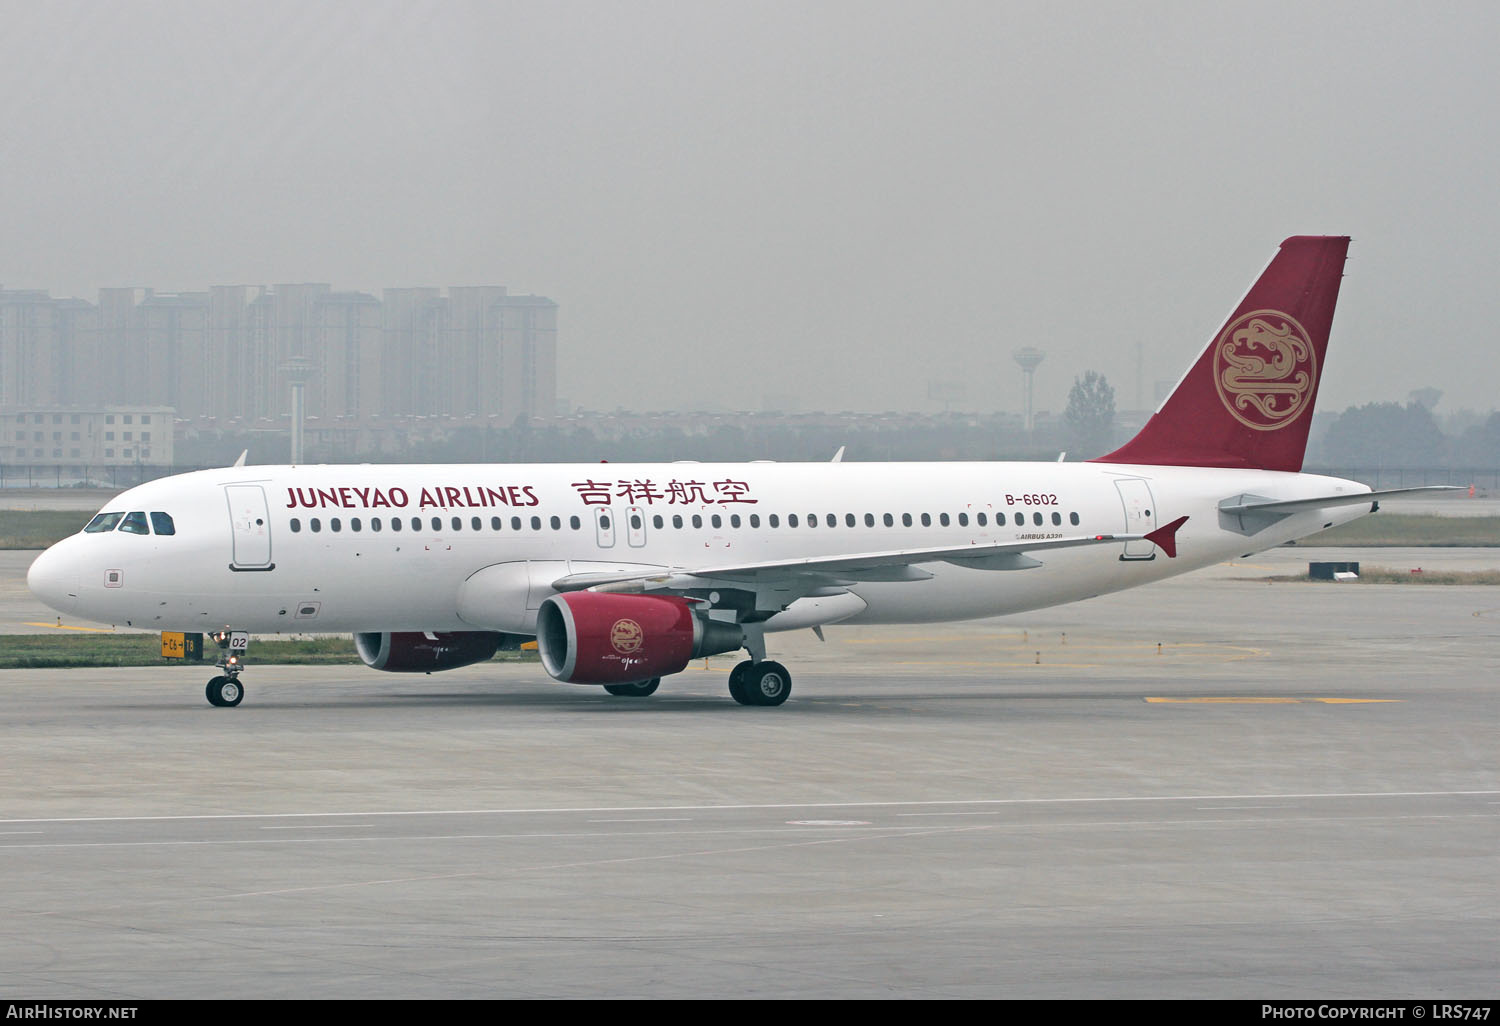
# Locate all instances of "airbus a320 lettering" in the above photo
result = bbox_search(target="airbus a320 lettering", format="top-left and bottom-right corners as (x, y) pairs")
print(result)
(28, 236), (1434, 707)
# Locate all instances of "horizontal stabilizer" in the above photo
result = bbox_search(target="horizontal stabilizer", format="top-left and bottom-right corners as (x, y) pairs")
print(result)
(1218, 485), (1461, 518)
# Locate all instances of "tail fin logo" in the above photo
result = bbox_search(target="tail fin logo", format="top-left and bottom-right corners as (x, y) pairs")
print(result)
(1213, 309), (1318, 431)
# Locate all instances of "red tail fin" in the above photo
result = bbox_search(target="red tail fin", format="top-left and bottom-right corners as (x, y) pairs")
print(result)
(1094, 236), (1350, 472)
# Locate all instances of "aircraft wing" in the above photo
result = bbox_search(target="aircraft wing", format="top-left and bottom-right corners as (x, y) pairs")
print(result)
(552, 519), (1186, 595)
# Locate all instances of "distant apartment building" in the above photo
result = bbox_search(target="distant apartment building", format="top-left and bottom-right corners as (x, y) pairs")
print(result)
(0, 406), (174, 467)
(0, 283), (558, 442)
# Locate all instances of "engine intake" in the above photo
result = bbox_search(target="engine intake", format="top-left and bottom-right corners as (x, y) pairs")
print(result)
(536, 592), (743, 684)
(354, 630), (505, 673)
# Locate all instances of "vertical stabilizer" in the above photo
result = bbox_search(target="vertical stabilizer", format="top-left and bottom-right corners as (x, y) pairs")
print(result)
(1094, 236), (1350, 471)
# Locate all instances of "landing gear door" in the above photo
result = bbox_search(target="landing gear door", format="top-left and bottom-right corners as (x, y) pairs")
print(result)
(1114, 479), (1158, 560)
(226, 484), (274, 569)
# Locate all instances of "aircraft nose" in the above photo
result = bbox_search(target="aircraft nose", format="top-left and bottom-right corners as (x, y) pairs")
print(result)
(27, 543), (80, 614)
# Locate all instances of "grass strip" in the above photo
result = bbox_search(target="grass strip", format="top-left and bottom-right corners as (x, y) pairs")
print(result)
(0, 510), (92, 549)
(1304, 514), (1500, 547)
(1256, 567), (1500, 585)
(0, 633), (539, 670)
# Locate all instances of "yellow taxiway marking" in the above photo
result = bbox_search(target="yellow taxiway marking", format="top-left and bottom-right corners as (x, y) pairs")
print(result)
(21, 622), (115, 633)
(1311, 698), (1403, 704)
(1146, 697), (1402, 704)
(845, 637), (1264, 656)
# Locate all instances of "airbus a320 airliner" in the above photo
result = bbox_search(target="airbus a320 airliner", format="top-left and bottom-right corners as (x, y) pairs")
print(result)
(28, 236), (1434, 708)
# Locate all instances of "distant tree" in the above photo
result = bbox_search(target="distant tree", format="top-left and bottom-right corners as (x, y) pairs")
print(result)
(1321, 402), (1446, 468)
(1452, 411), (1500, 468)
(1063, 371), (1116, 458)
(1408, 387), (1442, 411)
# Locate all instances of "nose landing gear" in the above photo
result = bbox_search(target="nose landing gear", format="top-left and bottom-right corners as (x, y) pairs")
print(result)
(205, 629), (249, 707)
(206, 675), (243, 707)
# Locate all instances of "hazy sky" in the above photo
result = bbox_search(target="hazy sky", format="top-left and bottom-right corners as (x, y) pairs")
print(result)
(2, 1), (1496, 418)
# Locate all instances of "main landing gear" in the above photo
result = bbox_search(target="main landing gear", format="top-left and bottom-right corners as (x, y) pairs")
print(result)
(604, 678), (661, 698)
(205, 629), (248, 707)
(724, 623), (792, 706)
(727, 659), (792, 707)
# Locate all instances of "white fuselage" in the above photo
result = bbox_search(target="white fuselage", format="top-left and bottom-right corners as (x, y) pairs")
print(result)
(27, 461), (1373, 636)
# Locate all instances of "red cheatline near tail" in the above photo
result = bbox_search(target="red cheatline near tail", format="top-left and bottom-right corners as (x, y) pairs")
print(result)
(1094, 236), (1350, 472)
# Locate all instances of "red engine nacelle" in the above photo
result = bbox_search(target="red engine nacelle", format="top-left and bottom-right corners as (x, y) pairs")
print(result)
(536, 592), (743, 684)
(354, 631), (503, 673)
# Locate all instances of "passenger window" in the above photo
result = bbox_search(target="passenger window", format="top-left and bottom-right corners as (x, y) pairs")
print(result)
(730, 514), (741, 528)
(431, 517), (442, 531)
(84, 512), (125, 533)
(1015, 512), (1024, 526)
(921, 513), (931, 527)
(471, 517), (481, 531)
(769, 514), (780, 528)
(846, 513), (857, 527)
(882, 513), (894, 527)
(351, 518), (362, 532)
(826, 513), (836, 528)
(311, 518), (322, 533)
(331, 518), (342, 532)
(1033, 512), (1043, 526)
(957, 512), (968, 527)
(530, 516), (542, 530)
(391, 517), (402, 532)
(511, 517), (522, 530)
(119, 511), (150, 535)
(711, 514), (722, 528)
(411, 517), (422, 531)
(1052, 512), (1062, 526)
(491, 517), (502, 530)
(749, 514), (760, 528)
(1070, 512), (1080, 526)
(290, 518), (302, 533)
(940, 513), (950, 527)
(788, 514), (799, 527)
(371, 518), (382, 533)
(864, 513), (875, 527)
(451, 517), (461, 531)
(672, 514), (684, 529)
(692, 514), (703, 528)
(571, 516), (581, 529)
(653, 515), (664, 529)
(150, 512), (176, 536)
(551, 516), (562, 530)
(977, 512), (987, 526)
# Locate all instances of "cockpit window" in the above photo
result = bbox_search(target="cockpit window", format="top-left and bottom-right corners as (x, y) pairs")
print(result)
(84, 512), (125, 533)
(119, 511), (150, 535)
(150, 512), (176, 536)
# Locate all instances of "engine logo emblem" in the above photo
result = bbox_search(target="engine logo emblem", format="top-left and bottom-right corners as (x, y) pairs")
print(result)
(609, 618), (644, 654)
(1213, 309), (1317, 431)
